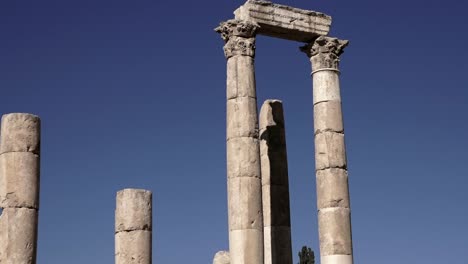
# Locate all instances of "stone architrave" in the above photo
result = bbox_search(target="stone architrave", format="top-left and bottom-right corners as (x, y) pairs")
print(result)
(259, 100), (292, 264)
(115, 189), (152, 264)
(0, 113), (41, 264)
(234, 0), (331, 42)
(301, 36), (353, 264)
(215, 19), (264, 264)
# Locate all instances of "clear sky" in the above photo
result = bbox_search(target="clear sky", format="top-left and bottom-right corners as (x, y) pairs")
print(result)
(1, 0), (467, 263)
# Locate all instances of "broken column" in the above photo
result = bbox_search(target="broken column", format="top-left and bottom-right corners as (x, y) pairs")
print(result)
(213, 251), (230, 264)
(0, 113), (41, 264)
(115, 189), (152, 264)
(259, 100), (292, 264)
(301, 36), (353, 264)
(215, 19), (264, 264)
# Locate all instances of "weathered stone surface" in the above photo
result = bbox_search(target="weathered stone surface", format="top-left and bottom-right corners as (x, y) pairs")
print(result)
(218, 19), (263, 264)
(115, 189), (152, 232)
(0, 208), (38, 264)
(227, 137), (261, 179)
(216, 20), (259, 59)
(321, 254), (353, 264)
(226, 56), (257, 100)
(260, 99), (292, 264)
(316, 168), (350, 210)
(314, 101), (344, 134)
(315, 132), (346, 170)
(259, 100), (288, 186)
(213, 251), (230, 264)
(0, 113), (40, 155)
(229, 229), (264, 264)
(318, 208), (352, 256)
(262, 185), (290, 227)
(234, 0), (331, 42)
(302, 36), (349, 71)
(227, 97), (259, 140)
(312, 71), (341, 105)
(306, 38), (354, 263)
(0, 152), (40, 209)
(115, 230), (151, 264)
(263, 226), (293, 264)
(228, 177), (263, 230)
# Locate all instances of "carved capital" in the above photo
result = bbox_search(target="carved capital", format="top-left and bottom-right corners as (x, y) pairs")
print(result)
(215, 19), (259, 58)
(301, 36), (349, 71)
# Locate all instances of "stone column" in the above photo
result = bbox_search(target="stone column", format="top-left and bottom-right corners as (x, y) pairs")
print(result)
(0, 113), (41, 264)
(259, 100), (292, 264)
(301, 36), (354, 264)
(115, 189), (152, 264)
(215, 19), (264, 264)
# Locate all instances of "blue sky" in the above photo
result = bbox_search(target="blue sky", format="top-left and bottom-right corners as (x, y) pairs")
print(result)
(0, 0), (467, 263)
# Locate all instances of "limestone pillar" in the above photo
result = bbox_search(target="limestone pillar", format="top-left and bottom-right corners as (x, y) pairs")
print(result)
(259, 100), (292, 264)
(215, 19), (264, 264)
(115, 189), (152, 264)
(0, 113), (41, 264)
(301, 36), (354, 264)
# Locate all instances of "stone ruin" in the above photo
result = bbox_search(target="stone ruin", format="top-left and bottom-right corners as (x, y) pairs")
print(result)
(214, 1), (353, 264)
(0, 1), (354, 264)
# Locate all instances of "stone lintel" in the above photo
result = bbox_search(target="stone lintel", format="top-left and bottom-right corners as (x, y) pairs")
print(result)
(234, 0), (331, 42)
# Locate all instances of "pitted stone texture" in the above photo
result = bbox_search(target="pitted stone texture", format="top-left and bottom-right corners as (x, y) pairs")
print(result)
(227, 137), (261, 179)
(226, 56), (257, 100)
(229, 229), (264, 264)
(316, 168), (350, 209)
(0, 208), (38, 264)
(227, 97), (259, 140)
(315, 132), (346, 171)
(262, 185), (291, 227)
(115, 189), (152, 232)
(263, 226), (293, 264)
(0, 152), (40, 209)
(115, 230), (151, 264)
(314, 101), (344, 134)
(318, 208), (352, 255)
(0, 113), (40, 155)
(213, 251), (230, 264)
(228, 177), (263, 230)
(312, 71), (341, 105)
(234, 0), (331, 42)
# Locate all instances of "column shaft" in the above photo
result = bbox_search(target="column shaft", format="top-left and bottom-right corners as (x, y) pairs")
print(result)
(259, 100), (292, 264)
(0, 113), (40, 264)
(302, 36), (354, 264)
(216, 20), (264, 264)
(115, 189), (152, 264)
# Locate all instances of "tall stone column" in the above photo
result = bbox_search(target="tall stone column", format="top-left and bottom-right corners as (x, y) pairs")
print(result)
(215, 19), (264, 264)
(259, 100), (292, 264)
(301, 36), (354, 264)
(0, 113), (41, 264)
(115, 189), (152, 264)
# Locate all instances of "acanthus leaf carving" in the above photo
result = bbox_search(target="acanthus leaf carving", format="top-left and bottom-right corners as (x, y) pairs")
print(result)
(301, 36), (349, 71)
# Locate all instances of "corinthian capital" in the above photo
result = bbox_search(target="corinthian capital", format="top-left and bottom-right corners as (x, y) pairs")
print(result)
(215, 19), (259, 58)
(301, 36), (349, 71)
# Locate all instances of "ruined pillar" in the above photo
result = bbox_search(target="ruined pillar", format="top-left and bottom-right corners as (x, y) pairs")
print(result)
(301, 36), (354, 264)
(215, 19), (264, 264)
(259, 100), (292, 264)
(0, 113), (41, 264)
(115, 189), (152, 264)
